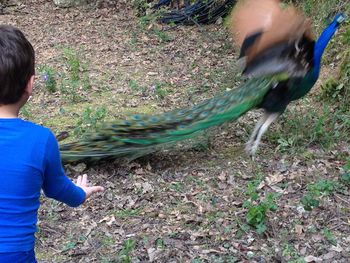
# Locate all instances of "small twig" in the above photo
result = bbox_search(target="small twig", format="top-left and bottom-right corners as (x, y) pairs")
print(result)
(334, 194), (350, 205)
(329, 221), (350, 231)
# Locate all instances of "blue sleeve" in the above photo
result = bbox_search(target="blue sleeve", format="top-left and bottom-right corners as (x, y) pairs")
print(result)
(42, 131), (86, 207)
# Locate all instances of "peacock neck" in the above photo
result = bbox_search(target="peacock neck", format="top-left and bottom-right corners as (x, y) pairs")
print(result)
(289, 18), (341, 102)
(313, 20), (340, 78)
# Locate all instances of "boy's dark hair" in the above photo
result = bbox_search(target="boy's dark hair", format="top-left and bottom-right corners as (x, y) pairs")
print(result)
(0, 25), (35, 105)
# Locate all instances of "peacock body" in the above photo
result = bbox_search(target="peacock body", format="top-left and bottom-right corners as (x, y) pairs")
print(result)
(60, 0), (345, 164)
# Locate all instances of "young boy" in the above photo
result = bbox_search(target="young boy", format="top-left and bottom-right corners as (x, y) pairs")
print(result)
(0, 25), (104, 262)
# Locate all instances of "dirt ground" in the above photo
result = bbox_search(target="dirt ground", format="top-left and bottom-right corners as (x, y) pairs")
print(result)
(1, 0), (349, 262)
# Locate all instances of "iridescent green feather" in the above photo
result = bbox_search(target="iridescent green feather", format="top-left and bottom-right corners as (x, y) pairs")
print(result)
(60, 76), (276, 163)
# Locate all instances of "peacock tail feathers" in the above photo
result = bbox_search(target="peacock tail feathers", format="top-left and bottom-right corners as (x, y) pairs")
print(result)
(60, 76), (278, 163)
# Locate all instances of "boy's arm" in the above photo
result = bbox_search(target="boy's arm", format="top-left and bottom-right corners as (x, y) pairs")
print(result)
(42, 131), (88, 207)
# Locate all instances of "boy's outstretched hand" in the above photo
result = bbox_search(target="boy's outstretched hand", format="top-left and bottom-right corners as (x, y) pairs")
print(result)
(75, 174), (104, 200)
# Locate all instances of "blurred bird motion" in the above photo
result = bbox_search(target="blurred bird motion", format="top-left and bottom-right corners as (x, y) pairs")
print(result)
(59, 0), (345, 164)
(229, 0), (314, 77)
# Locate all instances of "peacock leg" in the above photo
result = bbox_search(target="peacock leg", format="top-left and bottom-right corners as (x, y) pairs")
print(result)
(245, 112), (268, 153)
(246, 112), (279, 155)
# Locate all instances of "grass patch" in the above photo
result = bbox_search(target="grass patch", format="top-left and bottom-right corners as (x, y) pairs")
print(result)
(300, 177), (350, 211)
(117, 238), (136, 263)
(73, 106), (107, 136)
(38, 65), (57, 93)
(114, 208), (142, 218)
(40, 47), (92, 103)
(268, 101), (349, 154)
(244, 193), (278, 234)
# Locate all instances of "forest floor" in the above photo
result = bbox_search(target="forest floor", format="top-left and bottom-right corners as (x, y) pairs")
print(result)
(1, 0), (349, 262)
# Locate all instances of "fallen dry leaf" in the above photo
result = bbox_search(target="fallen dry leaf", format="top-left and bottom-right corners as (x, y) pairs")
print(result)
(295, 224), (304, 235)
(304, 255), (322, 262)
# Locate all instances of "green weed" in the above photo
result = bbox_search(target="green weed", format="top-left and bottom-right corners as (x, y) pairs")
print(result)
(341, 173), (350, 186)
(269, 103), (348, 154)
(319, 77), (346, 103)
(138, 15), (152, 29)
(153, 82), (169, 100)
(282, 242), (304, 262)
(153, 28), (172, 42)
(74, 106), (107, 136)
(59, 77), (83, 102)
(101, 236), (115, 247)
(129, 79), (146, 94)
(128, 80), (172, 100)
(300, 194), (320, 211)
(117, 238), (136, 263)
(341, 160), (350, 186)
(323, 228), (337, 245)
(300, 180), (337, 211)
(206, 211), (225, 223)
(58, 47), (91, 102)
(319, 24), (350, 113)
(114, 208), (142, 218)
(309, 179), (336, 195)
(132, 0), (149, 16)
(319, 48), (349, 113)
(62, 47), (83, 82)
(61, 235), (77, 252)
(291, 0), (346, 30)
(208, 255), (238, 263)
(156, 238), (166, 249)
(20, 104), (32, 119)
(244, 181), (259, 202)
(169, 182), (185, 192)
(39, 65), (57, 93)
(136, 10), (173, 42)
(244, 193), (278, 234)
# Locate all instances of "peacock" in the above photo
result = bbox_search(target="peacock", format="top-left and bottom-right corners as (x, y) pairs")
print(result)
(60, 0), (346, 164)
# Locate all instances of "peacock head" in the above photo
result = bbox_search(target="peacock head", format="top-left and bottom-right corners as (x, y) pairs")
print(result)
(333, 13), (346, 25)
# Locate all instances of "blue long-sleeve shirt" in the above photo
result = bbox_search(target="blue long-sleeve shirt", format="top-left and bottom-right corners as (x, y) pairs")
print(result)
(0, 118), (86, 252)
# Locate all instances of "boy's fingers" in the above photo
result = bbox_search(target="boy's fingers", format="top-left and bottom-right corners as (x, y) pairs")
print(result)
(76, 175), (82, 185)
(90, 186), (104, 193)
(82, 174), (88, 185)
(83, 186), (104, 200)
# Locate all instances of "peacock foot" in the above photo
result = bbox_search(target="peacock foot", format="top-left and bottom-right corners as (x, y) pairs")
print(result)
(245, 141), (259, 158)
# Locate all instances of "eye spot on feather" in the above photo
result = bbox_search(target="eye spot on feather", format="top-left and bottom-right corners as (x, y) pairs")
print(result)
(229, 96), (238, 103)
(185, 114), (194, 120)
(176, 110), (187, 117)
(150, 117), (159, 122)
(191, 105), (201, 111)
(136, 121), (145, 127)
(199, 111), (209, 118)
(192, 109), (202, 115)
(204, 101), (215, 110)
(122, 121), (131, 126)
(216, 99), (226, 106)
(132, 115), (142, 120)
(218, 107), (226, 113)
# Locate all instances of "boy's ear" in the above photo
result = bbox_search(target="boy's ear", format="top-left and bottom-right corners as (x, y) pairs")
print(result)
(26, 75), (35, 95)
